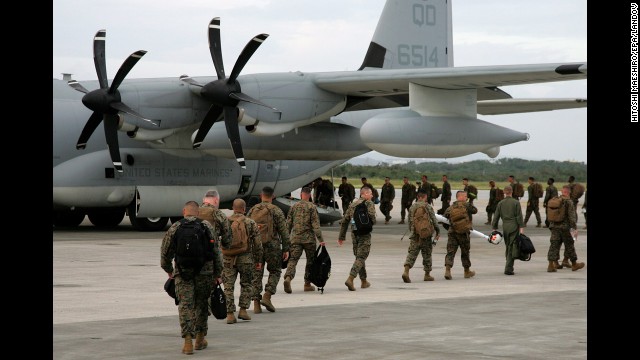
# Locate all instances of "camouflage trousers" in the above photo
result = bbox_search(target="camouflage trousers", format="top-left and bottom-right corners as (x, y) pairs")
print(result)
(252, 241), (283, 299)
(222, 256), (254, 313)
(525, 198), (541, 225)
(175, 273), (214, 338)
(444, 231), (472, 269)
(284, 242), (316, 282)
(349, 232), (371, 279)
(547, 228), (578, 262)
(404, 235), (433, 272)
(380, 201), (393, 221)
(400, 200), (413, 221)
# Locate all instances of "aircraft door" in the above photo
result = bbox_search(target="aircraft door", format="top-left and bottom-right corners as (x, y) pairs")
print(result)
(251, 160), (282, 195)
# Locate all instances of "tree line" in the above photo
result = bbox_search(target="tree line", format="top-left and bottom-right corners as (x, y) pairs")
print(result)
(326, 158), (587, 183)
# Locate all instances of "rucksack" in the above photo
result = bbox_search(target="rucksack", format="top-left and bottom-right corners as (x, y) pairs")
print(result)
(223, 215), (251, 256)
(430, 183), (441, 201)
(512, 183), (524, 198)
(466, 185), (478, 200)
(449, 203), (471, 234)
(571, 183), (585, 200)
(515, 233), (536, 261)
(309, 244), (331, 294)
(413, 204), (434, 240)
(173, 219), (214, 279)
(495, 188), (505, 202)
(353, 201), (373, 236)
(532, 183), (544, 198)
(546, 197), (566, 222)
(249, 204), (274, 244)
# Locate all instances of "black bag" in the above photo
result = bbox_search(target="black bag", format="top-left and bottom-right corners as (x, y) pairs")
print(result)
(309, 245), (331, 294)
(353, 201), (373, 235)
(209, 283), (227, 320)
(281, 256), (289, 269)
(174, 219), (213, 280)
(515, 233), (536, 261)
(164, 277), (179, 305)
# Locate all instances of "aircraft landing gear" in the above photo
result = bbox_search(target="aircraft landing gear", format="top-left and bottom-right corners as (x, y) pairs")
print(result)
(126, 192), (169, 231)
(53, 209), (86, 228)
(87, 208), (125, 227)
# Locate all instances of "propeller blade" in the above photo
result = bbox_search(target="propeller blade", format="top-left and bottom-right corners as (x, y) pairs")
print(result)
(193, 105), (223, 149)
(104, 114), (123, 172)
(223, 106), (246, 169)
(108, 50), (147, 94)
(179, 74), (203, 87)
(208, 17), (225, 80)
(228, 33), (268, 82)
(67, 80), (89, 94)
(76, 111), (104, 149)
(111, 102), (160, 127)
(93, 30), (109, 90)
(229, 92), (277, 110)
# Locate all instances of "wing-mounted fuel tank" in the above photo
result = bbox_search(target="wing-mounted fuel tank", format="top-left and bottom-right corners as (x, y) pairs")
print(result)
(359, 109), (529, 158)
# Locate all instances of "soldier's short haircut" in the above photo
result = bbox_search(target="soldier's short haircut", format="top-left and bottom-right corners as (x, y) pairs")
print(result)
(301, 187), (312, 194)
(361, 177), (367, 181)
(403, 176), (408, 179)
(548, 178), (555, 184)
(568, 176), (575, 182)
(385, 176), (390, 180)
(462, 178), (468, 181)
(489, 180), (495, 186)
(262, 186), (274, 196)
(562, 184), (571, 190)
(361, 187), (372, 195)
(204, 190), (219, 198)
(528, 176), (535, 181)
(504, 186), (513, 194)
(232, 198), (246, 210)
(508, 175), (515, 180)
(417, 188), (428, 197)
(455, 190), (466, 199)
(184, 200), (199, 215)
(342, 176), (347, 180)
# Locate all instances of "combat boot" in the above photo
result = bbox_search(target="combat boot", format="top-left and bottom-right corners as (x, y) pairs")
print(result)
(398, 219), (405, 224)
(260, 291), (276, 312)
(547, 261), (557, 272)
(283, 276), (292, 294)
(571, 259), (585, 271)
(345, 275), (356, 291)
(194, 333), (207, 350)
(304, 282), (315, 291)
(361, 279), (371, 288)
(423, 271), (434, 281)
(444, 265), (452, 280)
(554, 260), (562, 269)
(253, 299), (262, 314)
(238, 308), (251, 321)
(536, 223), (542, 228)
(182, 335), (194, 355)
(561, 257), (571, 269)
(464, 267), (476, 278)
(402, 265), (411, 283)
(226, 312), (237, 324)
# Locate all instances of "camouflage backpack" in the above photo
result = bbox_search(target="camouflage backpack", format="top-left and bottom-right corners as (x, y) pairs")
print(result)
(546, 197), (566, 223)
(430, 183), (441, 201)
(413, 204), (435, 240)
(449, 202), (472, 234)
(570, 183), (585, 200)
(223, 215), (250, 256)
(249, 204), (274, 244)
(466, 185), (478, 200)
(495, 188), (505, 202)
(512, 183), (525, 198)
(532, 183), (544, 198)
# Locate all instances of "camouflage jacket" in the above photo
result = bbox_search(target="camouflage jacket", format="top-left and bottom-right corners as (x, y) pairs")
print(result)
(380, 183), (395, 202)
(338, 183), (356, 202)
(286, 199), (324, 244)
(339, 198), (377, 240)
(401, 183), (417, 203)
(543, 185), (558, 207)
(549, 196), (577, 230)
(226, 213), (263, 264)
(198, 203), (232, 249)
(160, 216), (223, 278)
(247, 201), (291, 252)
(408, 200), (440, 238)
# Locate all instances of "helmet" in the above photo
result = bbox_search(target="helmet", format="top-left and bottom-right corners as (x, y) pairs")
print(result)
(488, 230), (503, 245)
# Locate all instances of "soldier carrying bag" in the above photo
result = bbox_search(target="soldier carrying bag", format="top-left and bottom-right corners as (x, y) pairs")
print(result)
(495, 188), (505, 202)
(223, 215), (250, 256)
(466, 185), (478, 201)
(512, 183), (525, 198)
(546, 197), (566, 223)
(413, 205), (435, 240)
(532, 183), (544, 198)
(449, 203), (472, 234)
(353, 202), (373, 235)
(173, 219), (214, 280)
(249, 204), (274, 244)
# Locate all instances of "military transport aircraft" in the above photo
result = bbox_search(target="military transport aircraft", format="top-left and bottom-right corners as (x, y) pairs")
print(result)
(53, 0), (587, 231)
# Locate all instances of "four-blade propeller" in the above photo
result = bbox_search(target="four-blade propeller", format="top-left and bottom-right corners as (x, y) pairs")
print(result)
(68, 30), (157, 172)
(180, 17), (276, 169)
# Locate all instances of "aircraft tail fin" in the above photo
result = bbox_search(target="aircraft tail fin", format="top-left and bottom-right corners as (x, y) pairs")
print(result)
(359, 0), (453, 70)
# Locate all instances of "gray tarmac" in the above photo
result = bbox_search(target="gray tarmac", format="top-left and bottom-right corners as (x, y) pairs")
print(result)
(53, 190), (587, 359)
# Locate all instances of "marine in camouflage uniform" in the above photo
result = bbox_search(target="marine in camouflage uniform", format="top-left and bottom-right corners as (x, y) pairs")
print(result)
(439, 175), (452, 215)
(338, 187), (377, 291)
(380, 177), (395, 223)
(223, 199), (263, 324)
(524, 178), (542, 227)
(418, 175), (434, 205)
(338, 177), (356, 215)
(485, 181), (497, 225)
(491, 186), (524, 275)
(542, 178), (558, 228)
(547, 185), (585, 272)
(161, 201), (222, 354)
(247, 188), (290, 313)
(283, 187), (324, 293)
(399, 176), (417, 224)
(360, 177), (379, 203)
(402, 189), (440, 282)
(443, 191), (478, 280)
(198, 191), (232, 250)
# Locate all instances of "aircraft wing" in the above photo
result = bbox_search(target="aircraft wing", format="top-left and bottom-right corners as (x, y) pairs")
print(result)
(314, 62), (587, 97)
(477, 98), (587, 115)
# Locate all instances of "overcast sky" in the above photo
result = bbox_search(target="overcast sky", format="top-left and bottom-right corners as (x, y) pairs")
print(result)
(53, 0), (587, 164)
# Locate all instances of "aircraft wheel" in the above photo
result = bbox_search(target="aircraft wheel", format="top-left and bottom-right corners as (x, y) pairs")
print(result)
(53, 210), (86, 227)
(87, 208), (125, 227)
(129, 214), (169, 232)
